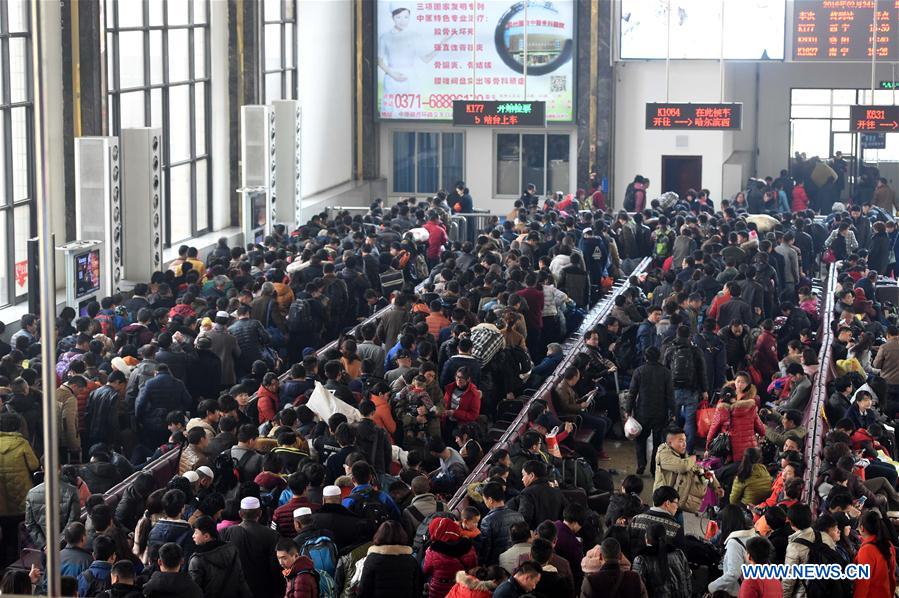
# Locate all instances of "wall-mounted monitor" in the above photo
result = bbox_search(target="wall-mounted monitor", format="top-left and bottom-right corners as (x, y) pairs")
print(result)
(619, 0), (785, 60)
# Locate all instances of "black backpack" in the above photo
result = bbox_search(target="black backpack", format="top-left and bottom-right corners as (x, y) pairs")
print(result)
(669, 344), (696, 387)
(287, 298), (313, 332)
(794, 531), (853, 598)
(623, 184), (636, 212)
(347, 487), (391, 528)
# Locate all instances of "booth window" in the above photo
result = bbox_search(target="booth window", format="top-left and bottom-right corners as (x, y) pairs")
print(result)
(496, 133), (569, 197)
(0, 0), (32, 307)
(107, 0), (211, 247)
(262, 0), (297, 104)
(392, 131), (464, 194)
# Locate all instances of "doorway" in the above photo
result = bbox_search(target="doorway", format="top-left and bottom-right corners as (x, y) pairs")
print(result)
(661, 155), (702, 199)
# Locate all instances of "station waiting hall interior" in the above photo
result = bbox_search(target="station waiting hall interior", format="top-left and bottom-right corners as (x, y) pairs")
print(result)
(6, 0), (899, 596)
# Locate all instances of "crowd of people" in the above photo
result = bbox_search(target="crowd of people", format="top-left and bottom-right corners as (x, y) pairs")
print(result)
(1, 169), (899, 598)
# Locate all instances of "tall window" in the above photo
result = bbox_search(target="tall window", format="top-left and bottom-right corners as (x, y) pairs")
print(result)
(495, 133), (569, 197)
(0, 0), (32, 307)
(107, 0), (211, 246)
(262, 0), (297, 104)
(392, 131), (464, 194)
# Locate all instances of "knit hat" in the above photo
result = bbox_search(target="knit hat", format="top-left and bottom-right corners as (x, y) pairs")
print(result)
(581, 545), (604, 574)
(428, 517), (461, 543)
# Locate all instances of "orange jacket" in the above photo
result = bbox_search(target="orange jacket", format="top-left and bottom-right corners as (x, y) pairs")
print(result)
(372, 394), (396, 441)
(854, 536), (897, 598)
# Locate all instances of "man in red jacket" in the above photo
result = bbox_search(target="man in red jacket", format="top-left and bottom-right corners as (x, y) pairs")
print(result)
(271, 472), (320, 537)
(276, 538), (319, 598)
(442, 366), (481, 441)
(422, 211), (447, 267)
(516, 272), (545, 361)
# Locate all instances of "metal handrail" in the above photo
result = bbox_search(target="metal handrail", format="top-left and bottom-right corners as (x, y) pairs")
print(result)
(802, 262), (838, 505)
(446, 257), (653, 509)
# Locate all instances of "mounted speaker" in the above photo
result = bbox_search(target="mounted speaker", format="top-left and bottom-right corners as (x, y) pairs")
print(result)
(121, 128), (164, 283)
(74, 136), (120, 295)
(272, 100), (302, 230)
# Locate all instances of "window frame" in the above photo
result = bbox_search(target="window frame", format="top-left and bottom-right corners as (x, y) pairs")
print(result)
(106, 0), (212, 247)
(261, 0), (297, 103)
(0, 0), (33, 307)
(390, 129), (466, 195)
(492, 131), (571, 198)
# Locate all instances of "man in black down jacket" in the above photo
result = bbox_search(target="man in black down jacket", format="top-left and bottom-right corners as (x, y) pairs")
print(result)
(507, 460), (565, 529)
(310, 485), (371, 550)
(220, 497), (283, 598)
(187, 516), (253, 598)
(625, 346), (675, 476)
(187, 336), (223, 402)
(355, 400), (392, 475)
(84, 370), (127, 448)
(134, 364), (193, 448)
(154, 332), (194, 383)
(228, 304), (270, 379)
(478, 481), (526, 565)
(115, 472), (155, 531)
(717, 282), (754, 327)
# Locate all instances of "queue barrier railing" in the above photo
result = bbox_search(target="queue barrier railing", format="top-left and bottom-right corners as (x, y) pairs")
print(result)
(802, 262), (838, 506)
(446, 257), (653, 510)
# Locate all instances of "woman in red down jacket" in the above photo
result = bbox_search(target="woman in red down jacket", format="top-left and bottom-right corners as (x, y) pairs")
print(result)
(791, 182), (809, 212)
(445, 567), (508, 598)
(705, 372), (766, 464)
(422, 518), (478, 598)
(854, 510), (897, 598)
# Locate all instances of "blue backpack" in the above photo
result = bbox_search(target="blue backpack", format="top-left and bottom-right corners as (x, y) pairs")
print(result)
(299, 567), (337, 598)
(300, 535), (338, 578)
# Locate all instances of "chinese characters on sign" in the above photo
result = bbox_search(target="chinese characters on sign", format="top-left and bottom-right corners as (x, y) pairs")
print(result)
(452, 100), (546, 126)
(377, 1), (574, 121)
(849, 105), (899, 132)
(792, 0), (898, 61)
(644, 104), (743, 130)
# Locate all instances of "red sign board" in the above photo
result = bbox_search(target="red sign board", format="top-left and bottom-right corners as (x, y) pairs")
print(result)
(645, 103), (743, 130)
(850, 105), (899, 132)
(14, 260), (26, 290)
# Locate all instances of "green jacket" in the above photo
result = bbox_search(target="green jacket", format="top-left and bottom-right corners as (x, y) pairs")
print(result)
(729, 463), (773, 506)
(0, 430), (39, 516)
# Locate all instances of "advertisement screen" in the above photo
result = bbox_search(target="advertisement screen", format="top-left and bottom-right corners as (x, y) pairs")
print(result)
(74, 249), (101, 300)
(377, 0), (575, 121)
(619, 0), (785, 60)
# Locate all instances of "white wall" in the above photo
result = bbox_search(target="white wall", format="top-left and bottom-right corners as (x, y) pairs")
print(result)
(377, 122), (578, 215)
(613, 60), (731, 206)
(297, 0), (354, 198)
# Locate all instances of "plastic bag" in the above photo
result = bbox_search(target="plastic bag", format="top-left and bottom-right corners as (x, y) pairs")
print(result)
(624, 416), (642, 440)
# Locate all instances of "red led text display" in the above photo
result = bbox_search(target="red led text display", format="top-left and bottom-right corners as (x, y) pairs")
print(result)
(850, 105), (899, 131)
(645, 103), (743, 131)
(793, 0), (899, 61)
(452, 100), (546, 127)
